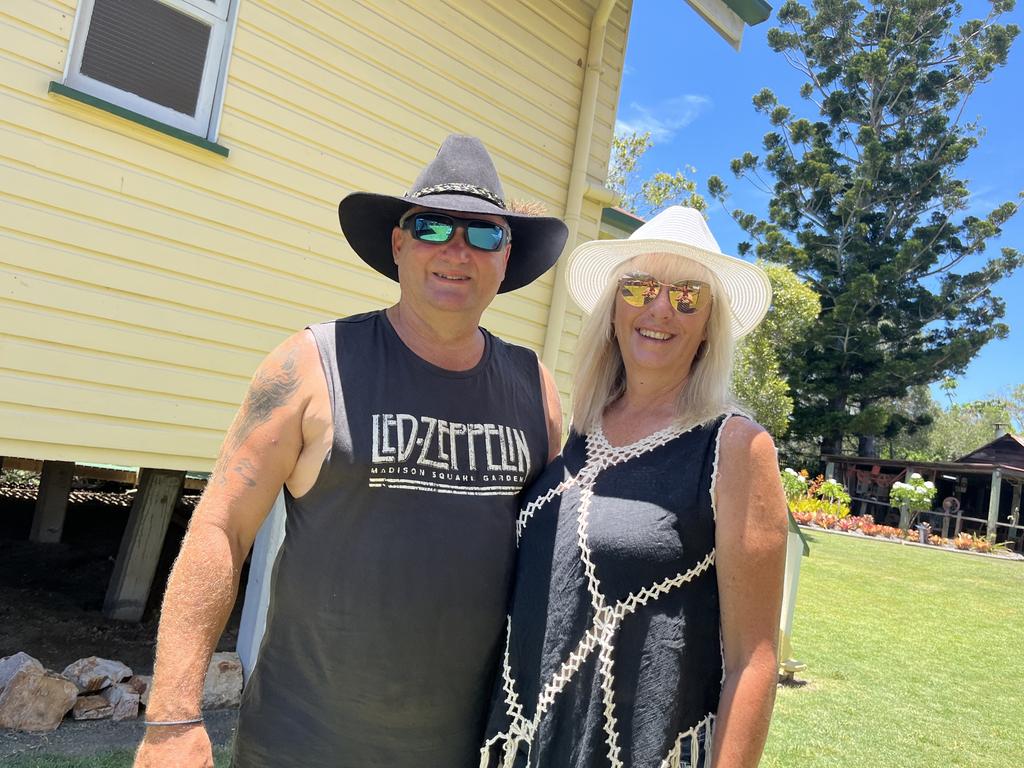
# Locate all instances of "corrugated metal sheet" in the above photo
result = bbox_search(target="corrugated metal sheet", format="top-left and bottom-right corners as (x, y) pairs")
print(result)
(0, 0), (629, 470)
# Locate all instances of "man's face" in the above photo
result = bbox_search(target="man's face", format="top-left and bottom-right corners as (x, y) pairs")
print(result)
(391, 206), (511, 319)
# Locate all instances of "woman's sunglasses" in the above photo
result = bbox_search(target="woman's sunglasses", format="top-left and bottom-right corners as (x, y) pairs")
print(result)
(618, 274), (710, 314)
(399, 212), (509, 252)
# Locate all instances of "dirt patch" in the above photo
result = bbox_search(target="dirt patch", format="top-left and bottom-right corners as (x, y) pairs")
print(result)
(1, 708), (238, 759)
(0, 491), (246, 754)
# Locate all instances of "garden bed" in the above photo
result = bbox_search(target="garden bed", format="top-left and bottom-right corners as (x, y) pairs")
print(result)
(795, 519), (1023, 560)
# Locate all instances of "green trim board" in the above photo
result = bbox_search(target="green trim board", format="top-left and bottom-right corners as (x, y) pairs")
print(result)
(723, 0), (772, 25)
(47, 82), (230, 157)
(601, 206), (644, 235)
(788, 510), (811, 556)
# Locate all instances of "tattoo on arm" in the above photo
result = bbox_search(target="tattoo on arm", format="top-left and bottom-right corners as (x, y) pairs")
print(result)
(211, 348), (300, 487)
(228, 349), (300, 452)
(232, 458), (258, 488)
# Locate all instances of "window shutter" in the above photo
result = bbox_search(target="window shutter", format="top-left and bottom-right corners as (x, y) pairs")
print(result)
(80, 0), (212, 117)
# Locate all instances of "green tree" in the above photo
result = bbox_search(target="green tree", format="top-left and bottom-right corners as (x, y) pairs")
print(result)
(925, 397), (1011, 460)
(733, 262), (821, 436)
(998, 383), (1024, 433)
(708, 0), (1021, 458)
(875, 384), (941, 459)
(607, 130), (706, 218)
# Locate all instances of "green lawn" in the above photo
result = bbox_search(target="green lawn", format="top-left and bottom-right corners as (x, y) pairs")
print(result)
(6, 533), (1020, 767)
(762, 531), (1024, 768)
(2, 750), (232, 767)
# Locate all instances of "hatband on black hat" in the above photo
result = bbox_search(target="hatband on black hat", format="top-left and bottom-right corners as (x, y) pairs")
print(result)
(338, 135), (568, 293)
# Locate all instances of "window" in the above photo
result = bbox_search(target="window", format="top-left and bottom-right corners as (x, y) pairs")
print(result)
(62, 0), (236, 140)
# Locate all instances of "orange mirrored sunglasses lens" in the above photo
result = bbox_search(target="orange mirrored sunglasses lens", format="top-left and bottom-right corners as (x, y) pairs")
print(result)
(618, 278), (707, 313)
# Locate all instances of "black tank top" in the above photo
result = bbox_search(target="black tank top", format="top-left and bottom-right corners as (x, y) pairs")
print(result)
(234, 310), (549, 768)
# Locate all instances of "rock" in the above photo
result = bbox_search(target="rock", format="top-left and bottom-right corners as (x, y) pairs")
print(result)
(202, 652), (243, 709)
(0, 668), (78, 732)
(0, 652), (44, 693)
(62, 656), (133, 693)
(101, 682), (140, 721)
(125, 675), (149, 696)
(72, 694), (113, 721)
(134, 674), (152, 708)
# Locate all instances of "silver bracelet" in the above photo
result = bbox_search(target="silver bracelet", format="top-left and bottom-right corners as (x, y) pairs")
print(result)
(143, 717), (204, 727)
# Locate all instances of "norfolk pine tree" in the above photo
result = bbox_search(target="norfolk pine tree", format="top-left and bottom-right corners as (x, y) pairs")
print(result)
(709, 0), (1022, 457)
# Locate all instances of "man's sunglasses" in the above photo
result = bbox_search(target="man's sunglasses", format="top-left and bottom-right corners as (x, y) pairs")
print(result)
(399, 212), (509, 252)
(618, 274), (710, 314)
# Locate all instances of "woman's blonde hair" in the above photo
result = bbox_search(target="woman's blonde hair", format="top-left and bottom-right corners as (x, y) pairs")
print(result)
(571, 251), (741, 431)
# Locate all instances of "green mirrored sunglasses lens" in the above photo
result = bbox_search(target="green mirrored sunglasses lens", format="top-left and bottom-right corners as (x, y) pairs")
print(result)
(465, 223), (505, 251)
(412, 215), (454, 242)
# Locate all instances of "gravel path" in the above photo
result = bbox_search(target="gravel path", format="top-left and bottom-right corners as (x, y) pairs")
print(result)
(0, 708), (238, 759)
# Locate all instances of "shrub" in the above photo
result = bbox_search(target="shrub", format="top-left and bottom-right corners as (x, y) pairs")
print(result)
(790, 496), (851, 521)
(816, 477), (852, 506)
(954, 533), (974, 550)
(837, 516), (859, 532)
(971, 536), (993, 554)
(780, 467), (808, 501)
(889, 473), (937, 513)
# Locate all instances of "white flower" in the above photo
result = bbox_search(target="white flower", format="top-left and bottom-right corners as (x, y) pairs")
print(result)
(924, 481), (934, 489)
(911, 472), (923, 480)
(785, 468), (799, 476)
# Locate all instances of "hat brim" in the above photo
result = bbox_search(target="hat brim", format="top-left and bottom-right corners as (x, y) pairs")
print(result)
(566, 237), (772, 338)
(338, 192), (568, 293)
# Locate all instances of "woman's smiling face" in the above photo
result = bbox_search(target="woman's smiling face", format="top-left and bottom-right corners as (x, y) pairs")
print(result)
(612, 253), (714, 386)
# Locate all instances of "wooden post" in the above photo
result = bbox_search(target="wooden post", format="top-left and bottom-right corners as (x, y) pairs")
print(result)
(825, 461), (835, 480)
(237, 490), (287, 683)
(1009, 482), (1022, 548)
(30, 460), (75, 543)
(986, 468), (1002, 544)
(103, 468), (185, 622)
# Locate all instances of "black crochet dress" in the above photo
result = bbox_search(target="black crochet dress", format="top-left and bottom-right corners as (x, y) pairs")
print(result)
(482, 416), (733, 768)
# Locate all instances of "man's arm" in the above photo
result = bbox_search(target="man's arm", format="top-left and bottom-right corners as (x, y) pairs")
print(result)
(710, 417), (788, 768)
(134, 331), (319, 767)
(538, 361), (564, 462)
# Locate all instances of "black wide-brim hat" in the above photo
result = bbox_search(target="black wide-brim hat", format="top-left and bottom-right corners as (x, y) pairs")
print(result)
(338, 135), (569, 293)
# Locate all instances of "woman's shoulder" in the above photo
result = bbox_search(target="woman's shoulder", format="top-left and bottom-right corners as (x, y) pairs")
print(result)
(717, 412), (768, 443)
(715, 414), (778, 481)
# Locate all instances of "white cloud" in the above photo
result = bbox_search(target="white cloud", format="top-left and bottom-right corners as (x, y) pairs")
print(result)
(615, 95), (711, 142)
(962, 185), (1019, 219)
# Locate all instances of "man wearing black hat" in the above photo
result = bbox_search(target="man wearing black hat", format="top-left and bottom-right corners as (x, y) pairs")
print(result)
(134, 136), (568, 768)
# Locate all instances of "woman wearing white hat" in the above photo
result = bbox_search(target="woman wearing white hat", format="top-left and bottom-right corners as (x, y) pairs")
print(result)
(482, 206), (788, 768)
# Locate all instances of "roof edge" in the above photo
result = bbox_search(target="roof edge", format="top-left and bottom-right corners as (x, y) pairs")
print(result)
(723, 0), (773, 25)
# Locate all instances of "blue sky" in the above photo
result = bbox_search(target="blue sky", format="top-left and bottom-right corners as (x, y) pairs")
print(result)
(616, 0), (1023, 405)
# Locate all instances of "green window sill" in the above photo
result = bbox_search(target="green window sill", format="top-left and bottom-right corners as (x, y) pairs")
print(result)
(48, 81), (229, 157)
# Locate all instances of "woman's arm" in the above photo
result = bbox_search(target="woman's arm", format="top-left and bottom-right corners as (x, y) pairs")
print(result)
(710, 416), (788, 767)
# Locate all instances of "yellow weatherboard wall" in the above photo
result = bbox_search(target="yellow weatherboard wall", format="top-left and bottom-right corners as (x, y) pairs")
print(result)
(0, 0), (630, 471)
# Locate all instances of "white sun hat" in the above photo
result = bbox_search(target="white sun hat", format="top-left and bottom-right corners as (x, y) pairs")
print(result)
(566, 205), (772, 338)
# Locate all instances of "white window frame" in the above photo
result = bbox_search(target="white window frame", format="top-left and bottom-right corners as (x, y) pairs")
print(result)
(62, 0), (238, 141)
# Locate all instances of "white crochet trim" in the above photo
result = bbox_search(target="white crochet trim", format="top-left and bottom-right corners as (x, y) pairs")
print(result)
(500, 621), (525, 724)
(516, 474), (576, 542)
(659, 712), (716, 768)
(708, 413), (741, 524)
(488, 419), (725, 767)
